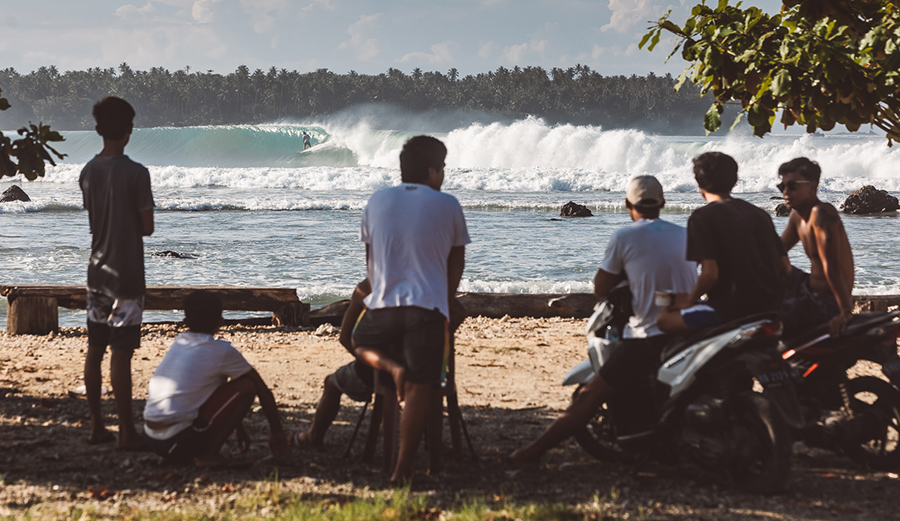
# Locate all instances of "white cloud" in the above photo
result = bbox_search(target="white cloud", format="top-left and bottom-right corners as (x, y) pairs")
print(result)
(300, 0), (335, 14)
(501, 40), (547, 63)
(192, 0), (224, 23)
(339, 14), (381, 61)
(602, 0), (661, 33)
(240, 0), (291, 34)
(400, 42), (454, 64)
(115, 2), (157, 20)
(478, 41), (495, 59)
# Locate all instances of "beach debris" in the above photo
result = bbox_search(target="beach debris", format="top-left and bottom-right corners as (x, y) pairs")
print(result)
(0, 185), (30, 202)
(841, 186), (899, 215)
(314, 323), (337, 336)
(774, 203), (791, 217)
(150, 250), (197, 259)
(559, 201), (593, 217)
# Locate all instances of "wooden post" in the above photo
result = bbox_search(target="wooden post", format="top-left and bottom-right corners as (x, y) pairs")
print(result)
(7, 296), (58, 335)
(273, 301), (310, 327)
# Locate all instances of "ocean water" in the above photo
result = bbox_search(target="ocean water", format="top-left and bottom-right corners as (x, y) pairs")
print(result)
(2, 117), (900, 328)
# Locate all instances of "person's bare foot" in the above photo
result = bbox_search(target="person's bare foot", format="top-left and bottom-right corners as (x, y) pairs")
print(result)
(507, 448), (539, 469)
(87, 428), (116, 445)
(390, 365), (406, 404)
(291, 430), (322, 448)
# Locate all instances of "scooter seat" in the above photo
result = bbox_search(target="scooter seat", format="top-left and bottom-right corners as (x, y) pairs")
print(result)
(781, 310), (900, 349)
(660, 312), (780, 362)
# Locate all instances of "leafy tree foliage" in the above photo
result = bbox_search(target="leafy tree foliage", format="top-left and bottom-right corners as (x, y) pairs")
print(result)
(0, 65), (714, 134)
(642, 0), (900, 144)
(0, 87), (66, 180)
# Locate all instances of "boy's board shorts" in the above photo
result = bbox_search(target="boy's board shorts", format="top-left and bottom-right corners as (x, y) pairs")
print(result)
(781, 268), (840, 338)
(86, 290), (144, 351)
(144, 417), (211, 464)
(351, 306), (448, 385)
(332, 360), (375, 402)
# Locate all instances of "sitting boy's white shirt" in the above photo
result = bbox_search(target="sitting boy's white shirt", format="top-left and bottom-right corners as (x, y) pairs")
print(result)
(143, 331), (253, 438)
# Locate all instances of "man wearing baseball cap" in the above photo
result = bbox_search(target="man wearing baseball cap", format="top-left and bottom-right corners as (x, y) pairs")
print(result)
(510, 175), (697, 466)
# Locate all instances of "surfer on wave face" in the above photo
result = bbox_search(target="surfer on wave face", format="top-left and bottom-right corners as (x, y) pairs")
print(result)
(302, 131), (312, 150)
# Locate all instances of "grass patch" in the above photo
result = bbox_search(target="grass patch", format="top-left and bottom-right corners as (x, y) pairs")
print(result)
(7, 487), (638, 521)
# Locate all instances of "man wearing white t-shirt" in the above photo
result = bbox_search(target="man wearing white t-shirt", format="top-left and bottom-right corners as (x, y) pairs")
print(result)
(510, 175), (697, 466)
(352, 135), (470, 484)
(143, 291), (288, 466)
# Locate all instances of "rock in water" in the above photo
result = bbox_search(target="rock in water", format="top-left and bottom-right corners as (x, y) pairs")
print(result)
(560, 201), (593, 217)
(0, 185), (30, 202)
(150, 250), (197, 259)
(774, 203), (791, 217)
(841, 186), (900, 215)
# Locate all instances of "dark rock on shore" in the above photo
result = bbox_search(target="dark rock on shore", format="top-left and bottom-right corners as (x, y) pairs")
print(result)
(0, 185), (30, 203)
(774, 203), (791, 217)
(560, 201), (592, 217)
(841, 186), (900, 215)
(151, 250), (197, 259)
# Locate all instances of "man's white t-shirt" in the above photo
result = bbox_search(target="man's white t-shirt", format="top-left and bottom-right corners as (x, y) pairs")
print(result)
(360, 183), (471, 320)
(599, 218), (697, 338)
(143, 332), (253, 437)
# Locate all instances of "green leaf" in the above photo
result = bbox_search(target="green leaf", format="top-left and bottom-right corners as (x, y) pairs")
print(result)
(0, 98), (10, 111)
(704, 103), (723, 132)
(729, 111), (746, 132)
(771, 69), (792, 96)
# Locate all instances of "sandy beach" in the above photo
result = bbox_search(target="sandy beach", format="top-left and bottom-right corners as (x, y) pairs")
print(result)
(1, 316), (899, 519)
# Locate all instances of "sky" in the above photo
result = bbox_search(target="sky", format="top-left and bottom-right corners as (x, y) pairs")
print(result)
(0, 0), (785, 78)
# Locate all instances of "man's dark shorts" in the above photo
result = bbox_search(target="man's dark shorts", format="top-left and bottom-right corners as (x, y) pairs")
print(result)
(781, 267), (840, 338)
(145, 417), (211, 464)
(598, 335), (670, 393)
(352, 306), (447, 385)
(332, 360), (375, 402)
(86, 290), (143, 351)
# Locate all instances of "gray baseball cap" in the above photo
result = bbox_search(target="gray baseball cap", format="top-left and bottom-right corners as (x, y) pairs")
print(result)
(626, 175), (664, 207)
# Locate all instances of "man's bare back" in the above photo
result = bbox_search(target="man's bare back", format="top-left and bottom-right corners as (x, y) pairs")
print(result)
(779, 161), (854, 335)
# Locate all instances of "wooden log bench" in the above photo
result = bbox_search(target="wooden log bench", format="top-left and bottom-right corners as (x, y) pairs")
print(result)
(308, 292), (900, 326)
(1, 284), (309, 335)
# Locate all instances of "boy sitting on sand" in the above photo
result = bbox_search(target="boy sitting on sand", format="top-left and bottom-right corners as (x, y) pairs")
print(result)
(143, 291), (289, 466)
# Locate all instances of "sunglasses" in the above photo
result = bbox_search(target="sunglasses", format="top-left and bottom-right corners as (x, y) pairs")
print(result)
(776, 179), (812, 192)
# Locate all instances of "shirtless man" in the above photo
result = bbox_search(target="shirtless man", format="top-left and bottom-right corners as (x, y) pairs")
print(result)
(778, 157), (854, 338)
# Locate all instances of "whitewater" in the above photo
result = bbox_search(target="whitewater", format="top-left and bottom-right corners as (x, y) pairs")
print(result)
(2, 116), (900, 327)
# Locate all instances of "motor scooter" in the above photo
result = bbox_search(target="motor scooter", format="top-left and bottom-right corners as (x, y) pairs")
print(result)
(563, 297), (804, 494)
(780, 310), (900, 469)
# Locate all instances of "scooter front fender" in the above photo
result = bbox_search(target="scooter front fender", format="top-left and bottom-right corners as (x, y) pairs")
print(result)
(563, 359), (594, 387)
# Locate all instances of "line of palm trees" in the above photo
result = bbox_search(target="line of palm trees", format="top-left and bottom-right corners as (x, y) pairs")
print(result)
(0, 64), (712, 132)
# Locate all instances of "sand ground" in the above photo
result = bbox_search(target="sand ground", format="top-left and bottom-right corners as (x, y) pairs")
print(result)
(1, 316), (899, 519)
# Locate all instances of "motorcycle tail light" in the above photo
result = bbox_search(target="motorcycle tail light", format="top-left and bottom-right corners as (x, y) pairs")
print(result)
(802, 363), (819, 378)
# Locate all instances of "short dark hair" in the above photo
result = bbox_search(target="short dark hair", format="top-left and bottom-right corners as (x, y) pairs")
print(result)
(633, 204), (661, 218)
(183, 291), (222, 333)
(92, 97), (135, 140)
(778, 157), (821, 183)
(399, 135), (447, 183)
(692, 151), (738, 195)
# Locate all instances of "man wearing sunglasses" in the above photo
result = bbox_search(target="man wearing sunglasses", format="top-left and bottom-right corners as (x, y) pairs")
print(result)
(778, 157), (854, 338)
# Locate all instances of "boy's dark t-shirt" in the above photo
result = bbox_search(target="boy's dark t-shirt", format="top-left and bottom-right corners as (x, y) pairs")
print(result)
(79, 155), (154, 299)
(686, 198), (785, 322)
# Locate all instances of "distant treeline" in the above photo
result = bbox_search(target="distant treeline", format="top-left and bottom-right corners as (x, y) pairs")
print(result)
(0, 64), (715, 132)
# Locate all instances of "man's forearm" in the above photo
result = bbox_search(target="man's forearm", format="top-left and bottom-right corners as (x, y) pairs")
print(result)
(254, 381), (284, 434)
(447, 246), (465, 294)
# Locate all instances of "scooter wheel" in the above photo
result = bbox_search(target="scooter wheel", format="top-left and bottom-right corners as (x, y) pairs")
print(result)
(840, 376), (900, 470)
(729, 393), (793, 495)
(570, 386), (628, 461)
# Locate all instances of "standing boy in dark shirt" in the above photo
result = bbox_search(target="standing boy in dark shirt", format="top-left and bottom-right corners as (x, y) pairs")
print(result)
(658, 152), (789, 332)
(79, 97), (154, 449)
